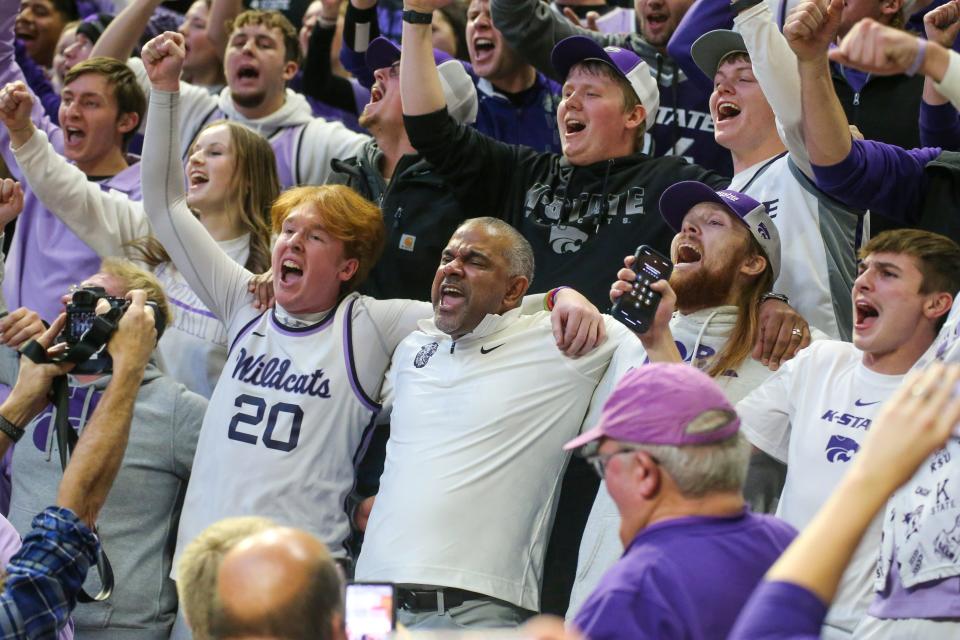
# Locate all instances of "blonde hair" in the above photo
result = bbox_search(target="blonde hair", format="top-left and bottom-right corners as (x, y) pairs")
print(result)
(99, 257), (173, 328)
(270, 185), (385, 294)
(177, 517), (277, 640)
(705, 231), (774, 378)
(126, 121), (278, 275)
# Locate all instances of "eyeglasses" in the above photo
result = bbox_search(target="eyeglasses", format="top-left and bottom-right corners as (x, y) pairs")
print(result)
(584, 445), (656, 479)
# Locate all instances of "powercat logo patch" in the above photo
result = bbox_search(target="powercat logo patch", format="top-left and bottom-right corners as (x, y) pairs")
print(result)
(414, 342), (439, 368)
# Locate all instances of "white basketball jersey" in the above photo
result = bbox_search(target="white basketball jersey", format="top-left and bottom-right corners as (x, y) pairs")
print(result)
(174, 295), (379, 562)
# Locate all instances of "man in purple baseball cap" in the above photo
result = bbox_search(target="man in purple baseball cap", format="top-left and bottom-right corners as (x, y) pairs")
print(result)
(564, 363), (796, 640)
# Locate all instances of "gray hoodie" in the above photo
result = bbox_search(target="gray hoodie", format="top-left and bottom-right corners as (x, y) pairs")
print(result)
(1, 358), (206, 640)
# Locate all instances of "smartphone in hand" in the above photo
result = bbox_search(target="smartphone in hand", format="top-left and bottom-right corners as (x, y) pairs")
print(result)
(611, 245), (673, 334)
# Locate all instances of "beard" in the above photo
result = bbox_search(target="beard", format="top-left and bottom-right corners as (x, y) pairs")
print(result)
(670, 257), (742, 313)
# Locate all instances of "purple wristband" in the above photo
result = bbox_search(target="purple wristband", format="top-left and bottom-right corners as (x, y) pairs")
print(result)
(907, 38), (928, 77)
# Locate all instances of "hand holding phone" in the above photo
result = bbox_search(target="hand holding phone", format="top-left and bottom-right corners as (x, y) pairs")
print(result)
(611, 245), (673, 334)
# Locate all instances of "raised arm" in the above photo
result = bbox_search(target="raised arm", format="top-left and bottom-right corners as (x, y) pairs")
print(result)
(919, 3), (960, 147)
(90, 0), (164, 61)
(207, 0), (244, 56)
(787, 0), (933, 217)
(399, 0), (536, 219)
(399, 0), (446, 116)
(731, 364), (960, 639)
(735, 2), (813, 176)
(340, 0), (382, 89)
(0, 83), (150, 258)
(140, 32), (253, 324)
(490, 0), (629, 81)
(301, 0), (359, 114)
(787, 0), (854, 167)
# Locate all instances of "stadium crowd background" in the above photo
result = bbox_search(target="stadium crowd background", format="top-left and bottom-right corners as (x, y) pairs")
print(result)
(0, 0), (957, 637)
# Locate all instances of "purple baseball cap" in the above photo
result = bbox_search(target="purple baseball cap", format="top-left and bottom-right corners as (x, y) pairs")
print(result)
(550, 35), (660, 130)
(365, 36), (453, 73)
(659, 181), (781, 280)
(564, 363), (740, 452)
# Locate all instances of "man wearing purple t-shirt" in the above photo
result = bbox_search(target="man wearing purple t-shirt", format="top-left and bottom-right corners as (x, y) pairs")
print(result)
(563, 363), (796, 640)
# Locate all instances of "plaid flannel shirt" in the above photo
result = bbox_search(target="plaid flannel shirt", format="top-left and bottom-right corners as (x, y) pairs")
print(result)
(0, 507), (98, 639)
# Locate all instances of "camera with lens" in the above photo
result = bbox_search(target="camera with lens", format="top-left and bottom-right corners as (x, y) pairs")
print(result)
(58, 286), (165, 374)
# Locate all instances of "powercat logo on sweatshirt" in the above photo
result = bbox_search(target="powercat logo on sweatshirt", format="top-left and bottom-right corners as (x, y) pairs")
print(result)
(523, 183), (647, 254)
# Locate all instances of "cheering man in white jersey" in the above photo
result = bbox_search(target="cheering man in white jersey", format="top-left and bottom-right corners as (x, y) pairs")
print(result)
(737, 229), (960, 638)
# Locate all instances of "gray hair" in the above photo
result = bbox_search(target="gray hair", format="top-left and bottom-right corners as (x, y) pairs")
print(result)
(461, 217), (535, 285)
(642, 433), (751, 498)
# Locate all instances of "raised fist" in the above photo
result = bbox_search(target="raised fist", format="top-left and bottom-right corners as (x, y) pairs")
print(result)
(784, 0), (843, 62)
(0, 81), (35, 135)
(142, 31), (187, 92)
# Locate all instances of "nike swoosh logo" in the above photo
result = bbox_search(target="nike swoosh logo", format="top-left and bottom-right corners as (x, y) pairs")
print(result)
(480, 343), (504, 354)
(854, 399), (880, 407)
(252, 331), (266, 337)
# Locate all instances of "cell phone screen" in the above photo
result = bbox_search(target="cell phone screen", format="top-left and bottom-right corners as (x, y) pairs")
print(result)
(345, 583), (395, 640)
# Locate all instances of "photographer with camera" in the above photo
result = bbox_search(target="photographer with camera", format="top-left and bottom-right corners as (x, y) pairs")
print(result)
(0, 188), (208, 640)
(0, 287), (157, 637)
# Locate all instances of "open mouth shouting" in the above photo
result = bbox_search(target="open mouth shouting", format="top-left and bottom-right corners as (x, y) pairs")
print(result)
(716, 101), (741, 122)
(234, 63), (260, 84)
(64, 125), (86, 147)
(188, 171), (209, 188)
(280, 258), (304, 285)
(437, 282), (466, 312)
(674, 242), (703, 269)
(563, 117), (587, 139)
(471, 36), (496, 63)
(854, 298), (880, 333)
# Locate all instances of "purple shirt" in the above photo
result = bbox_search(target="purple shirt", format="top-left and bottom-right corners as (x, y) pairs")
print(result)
(811, 139), (941, 222)
(573, 509), (796, 640)
(729, 581), (825, 640)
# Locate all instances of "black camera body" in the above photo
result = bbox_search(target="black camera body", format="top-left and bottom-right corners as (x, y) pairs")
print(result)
(59, 286), (164, 374)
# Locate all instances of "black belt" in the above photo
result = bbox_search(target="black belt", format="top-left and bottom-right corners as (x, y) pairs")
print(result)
(397, 587), (487, 613)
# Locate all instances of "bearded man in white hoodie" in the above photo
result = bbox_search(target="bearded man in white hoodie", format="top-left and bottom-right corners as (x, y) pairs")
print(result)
(567, 180), (827, 616)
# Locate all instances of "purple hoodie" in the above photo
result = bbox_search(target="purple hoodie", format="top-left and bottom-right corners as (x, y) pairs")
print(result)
(0, 0), (141, 323)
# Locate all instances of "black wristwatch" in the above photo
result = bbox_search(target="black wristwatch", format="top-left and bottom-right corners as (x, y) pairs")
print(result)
(730, 0), (764, 15)
(759, 292), (790, 306)
(402, 9), (433, 24)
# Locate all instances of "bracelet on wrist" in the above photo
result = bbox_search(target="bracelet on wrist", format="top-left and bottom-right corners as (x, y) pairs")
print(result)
(546, 286), (570, 311)
(906, 38), (928, 77)
(759, 292), (789, 306)
(402, 9), (433, 24)
(0, 413), (25, 443)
